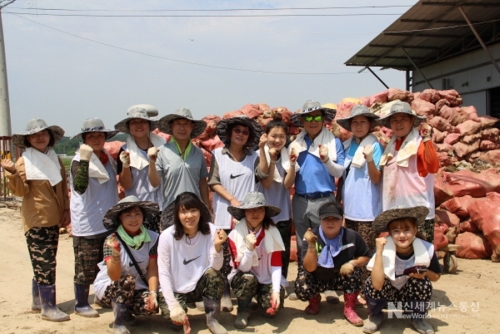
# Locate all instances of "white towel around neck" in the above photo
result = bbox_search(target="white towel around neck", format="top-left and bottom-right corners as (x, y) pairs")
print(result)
(126, 132), (166, 170)
(366, 236), (430, 281)
(87, 149), (116, 184)
(23, 147), (62, 186)
(282, 127), (337, 171)
(342, 134), (378, 169)
(233, 218), (285, 266)
(379, 127), (420, 168)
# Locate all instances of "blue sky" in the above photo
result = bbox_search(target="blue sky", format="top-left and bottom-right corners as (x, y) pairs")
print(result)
(2, 0), (418, 136)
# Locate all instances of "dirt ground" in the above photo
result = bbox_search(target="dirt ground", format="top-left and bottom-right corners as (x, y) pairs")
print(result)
(0, 206), (498, 334)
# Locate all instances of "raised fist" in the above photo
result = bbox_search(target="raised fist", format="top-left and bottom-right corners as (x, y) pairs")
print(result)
(119, 151), (131, 168)
(79, 144), (94, 161)
(318, 144), (329, 163)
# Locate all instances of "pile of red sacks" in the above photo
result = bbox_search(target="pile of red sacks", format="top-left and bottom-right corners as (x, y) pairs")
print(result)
(102, 88), (500, 262)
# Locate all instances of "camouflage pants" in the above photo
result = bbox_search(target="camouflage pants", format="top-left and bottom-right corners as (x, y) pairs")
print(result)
(295, 265), (362, 301)
(73, 236), (107, 286)
(419, 219), (435, 244)
(159, 268), (224, 320)
(98, 275), (156, 316)
(231, 272), (285, 310)
(345, 219), (376, 284)
(25, 226), (59, 286)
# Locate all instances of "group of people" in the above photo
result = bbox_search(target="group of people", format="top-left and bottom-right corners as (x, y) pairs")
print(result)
(1, 99), (441, 334)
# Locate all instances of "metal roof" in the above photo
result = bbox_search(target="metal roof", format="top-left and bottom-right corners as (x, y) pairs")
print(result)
(345, 0), (500, 71)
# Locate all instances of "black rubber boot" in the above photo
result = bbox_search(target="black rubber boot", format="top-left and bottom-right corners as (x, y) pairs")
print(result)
(234, 296), (252, 329)
(407, 300), (434, 334)
(112, 301), (131, 334)
(39, 285), (70, 322)
(31, 279), (41, 312)
(363, 296), (386, 334)
(221, 277), (233, 312)
(74, 284), (99, 317)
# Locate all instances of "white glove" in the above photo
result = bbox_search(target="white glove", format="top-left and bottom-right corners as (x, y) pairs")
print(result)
(246, 233), (257, 251)
(271, 291), (281, 310)
(119, 151), (131, 168)
(362, 145), (374, 162)
(318, 144), (329, 163)
(79, 144), (94, 161)
(170, 305), (187, 324)
(147, 147), (159, 161)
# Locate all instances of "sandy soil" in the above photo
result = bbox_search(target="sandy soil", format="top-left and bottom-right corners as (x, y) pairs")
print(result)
(0, 206), (498, 334)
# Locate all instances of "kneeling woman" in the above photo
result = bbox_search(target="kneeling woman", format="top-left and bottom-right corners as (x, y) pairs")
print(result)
(363, 206), (442, 334)
(295, 201), (370, 326)
(94, 196), (160, 334)
(227, 192), (285, 329)
(157, 192), (227, 334)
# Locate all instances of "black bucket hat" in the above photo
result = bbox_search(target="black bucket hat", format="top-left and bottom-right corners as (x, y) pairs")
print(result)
(103, 195), (160, 230)
(372, 206), (429, 234)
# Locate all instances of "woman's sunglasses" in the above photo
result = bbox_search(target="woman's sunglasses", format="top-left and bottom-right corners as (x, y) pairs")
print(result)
(303, 115), (323, 122)
(233, 128), (250, 136)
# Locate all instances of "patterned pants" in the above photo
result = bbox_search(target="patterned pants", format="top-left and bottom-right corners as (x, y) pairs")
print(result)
(220, 229), (233, 277)
(364, 276), (433, 304)
(345, 219), (376, 284)
(25, 226), (60, 286)
(159, 268), (224, 320)
(73, 236), (107, 285)
(231, 271), (285, 310)
(275, 220), (292, 279)
(98, 274), (156, 316)
(419, 219), (435, 244)
(295, 265), (362, 301)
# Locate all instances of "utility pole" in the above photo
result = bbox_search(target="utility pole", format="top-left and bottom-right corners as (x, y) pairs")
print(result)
(0, 0), (15, 138)
(0, 0), (16, 202)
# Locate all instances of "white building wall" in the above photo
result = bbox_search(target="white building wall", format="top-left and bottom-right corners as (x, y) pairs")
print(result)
(412, 43), (500, 115)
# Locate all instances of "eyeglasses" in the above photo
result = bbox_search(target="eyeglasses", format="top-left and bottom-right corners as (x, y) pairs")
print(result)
(303, 115), (323, 123)
(233, 128), (250, 136)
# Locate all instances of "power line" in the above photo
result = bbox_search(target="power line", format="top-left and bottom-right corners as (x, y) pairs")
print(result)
(8, 5), (412, 12)
(4, 11), (404, 18)
(10, 13), (359, 76)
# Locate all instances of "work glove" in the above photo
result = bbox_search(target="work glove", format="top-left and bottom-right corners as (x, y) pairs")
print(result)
(119, 151), (131, 168)
(79, 144), (94, 161)
(363, 145), (374, 162)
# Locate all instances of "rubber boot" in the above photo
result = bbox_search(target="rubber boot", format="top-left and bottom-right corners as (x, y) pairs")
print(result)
(74, 284), (99, 317)
(234, 296), (252, 329)
(221, 278), (233, 312)
(343, 292), (364, 326)
(407, 300), (434, 334)
(203, 297), (227, 334)
(38, 284), (70, 322)
(31, 279), (41, 313)
(305, 293), (321, 315)
(112, 301), (131, 334)
(325, 290), (340, 304)
(363, 296), (386, 334)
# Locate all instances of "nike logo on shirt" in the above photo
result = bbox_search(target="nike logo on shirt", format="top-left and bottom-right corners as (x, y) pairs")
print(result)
(230, 173), (244, 179)
(183, 256), (201, 265)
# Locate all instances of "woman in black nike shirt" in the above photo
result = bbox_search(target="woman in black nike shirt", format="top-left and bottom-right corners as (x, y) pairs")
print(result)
(207, 116), (263, 311)
(157, 192), (228, 334)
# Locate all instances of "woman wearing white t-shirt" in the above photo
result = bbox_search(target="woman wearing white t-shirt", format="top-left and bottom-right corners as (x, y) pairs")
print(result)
(157, 192), (228, 334)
